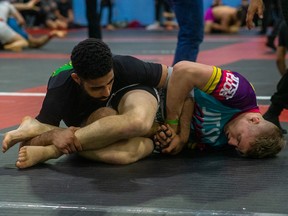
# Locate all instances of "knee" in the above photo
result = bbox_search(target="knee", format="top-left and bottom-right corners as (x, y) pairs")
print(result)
(22, 39), (29, 47)
(126, 115), (154, 137)
(86, 107), (118, 125)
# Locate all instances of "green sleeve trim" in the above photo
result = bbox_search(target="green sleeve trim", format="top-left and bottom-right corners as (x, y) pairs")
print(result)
(51, 61), (73, 77)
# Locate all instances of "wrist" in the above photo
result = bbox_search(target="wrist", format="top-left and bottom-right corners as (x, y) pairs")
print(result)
(165, 119), (179, 125)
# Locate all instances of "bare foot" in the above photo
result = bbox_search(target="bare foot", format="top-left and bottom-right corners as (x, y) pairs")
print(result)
(5, 46), (23, 52)
(2, 116), (52, 153)
(16, 145), (62, 169)
(49, 30), (67, 38)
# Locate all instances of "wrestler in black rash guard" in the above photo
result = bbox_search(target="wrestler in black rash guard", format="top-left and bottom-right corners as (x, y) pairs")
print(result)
(36, 55), (162, 127)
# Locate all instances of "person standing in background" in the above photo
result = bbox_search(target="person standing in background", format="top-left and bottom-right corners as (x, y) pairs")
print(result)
(167, 0), (204, 65)
(246, 0), (288, 134)
(146, 0), (175, 31)
(263, 22), (288, 134)
(264, 0), (282, 51)
(100, 0), (115, 30)
(85, 0), (102, 39)
(274, 22), (288, 76)
(55, 0), (75, 29)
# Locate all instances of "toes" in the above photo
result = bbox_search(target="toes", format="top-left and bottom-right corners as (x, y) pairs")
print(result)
(16, 161), (25, 169)
(18, 147), (28, 161)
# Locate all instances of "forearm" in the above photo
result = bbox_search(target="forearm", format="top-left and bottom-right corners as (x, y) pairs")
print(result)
(13, 3), (34, 11)
(68, 11), (74, 23)
(211, 23), (230, 32)
(166, 63), (194, 121)
(28, 129), (62, 146)
(166, 61), (211, 122)
(158, 97), (194, 155)
(178, 97), (194, 144)
(246, 0), (264, 29)
(12, 10), (25, 25)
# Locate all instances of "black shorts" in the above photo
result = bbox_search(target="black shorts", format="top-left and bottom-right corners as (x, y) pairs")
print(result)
(106, 84), (160, 111)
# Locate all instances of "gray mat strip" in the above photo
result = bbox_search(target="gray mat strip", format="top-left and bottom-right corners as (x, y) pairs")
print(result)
(0, 201), (286, 216)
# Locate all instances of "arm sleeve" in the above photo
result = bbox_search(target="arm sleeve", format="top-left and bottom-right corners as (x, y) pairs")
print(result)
(202, 66), (258, 111)
(36, 87), (65, 126)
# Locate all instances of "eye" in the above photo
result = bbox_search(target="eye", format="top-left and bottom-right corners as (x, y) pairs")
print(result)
(91, 87), (100, 90)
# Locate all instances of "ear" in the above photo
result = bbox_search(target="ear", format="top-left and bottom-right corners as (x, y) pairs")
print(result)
(71, 73), (81, 85)
(250, 116), (260, 124)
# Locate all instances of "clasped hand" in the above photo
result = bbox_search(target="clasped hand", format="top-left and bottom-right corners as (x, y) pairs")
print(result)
(153, 124), (184, 155)
(51, 127), (82, 154)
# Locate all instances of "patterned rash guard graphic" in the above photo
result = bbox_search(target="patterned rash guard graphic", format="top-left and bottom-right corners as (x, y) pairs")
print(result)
(190, 66), (259, 147)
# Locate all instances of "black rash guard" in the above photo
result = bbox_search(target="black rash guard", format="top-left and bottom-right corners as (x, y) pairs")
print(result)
(36, 55), (163, 127)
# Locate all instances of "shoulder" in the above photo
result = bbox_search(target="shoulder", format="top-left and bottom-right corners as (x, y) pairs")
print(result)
(113, 54), (143, 64)
(112, 54), (161, 72)
(48, 62), (74, 89)
(6, 2), (15, 10)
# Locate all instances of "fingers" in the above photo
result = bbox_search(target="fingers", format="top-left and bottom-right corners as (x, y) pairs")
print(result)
(154, 124), (176, 152)
(156, 124), (174, 140)
(52, 127), (82, 154)
(69, 127), (82, 152)
(153, 135), (170, 151)
(246, 14), (254, 30)
(61, 141), (78, 155)
(61, 148), (70, 155)
(159, 138), (181, 155)
(68, 142), (77, 154)
(246, 0), (264, 30)
(257, 5), (264, 19)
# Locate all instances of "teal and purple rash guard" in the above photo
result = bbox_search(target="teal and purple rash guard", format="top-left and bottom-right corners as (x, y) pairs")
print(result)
(190, 66), (260, 147)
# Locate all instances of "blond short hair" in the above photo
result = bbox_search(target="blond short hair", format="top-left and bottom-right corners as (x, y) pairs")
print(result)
(242, 122), (286, 158)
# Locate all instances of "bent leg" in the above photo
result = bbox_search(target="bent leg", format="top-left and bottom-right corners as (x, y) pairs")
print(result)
(79, 137), (154, 165)
(16, 136), (154, 169)
(75, 89), (158, 151)
(15, 104), (155, 168)
(28, 30), (67, 48)
(3, 33), (28, 52)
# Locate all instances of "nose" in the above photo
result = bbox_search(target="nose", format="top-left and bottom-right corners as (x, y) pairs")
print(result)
(228, 137), (238, 147)
(102, 86), (111, 97)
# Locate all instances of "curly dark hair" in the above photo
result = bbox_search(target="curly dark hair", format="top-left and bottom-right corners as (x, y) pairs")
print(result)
(71, 38), (113, 80)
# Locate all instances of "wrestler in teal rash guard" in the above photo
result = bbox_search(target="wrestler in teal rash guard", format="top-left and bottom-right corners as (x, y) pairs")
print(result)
(189, 67), (259, 147)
